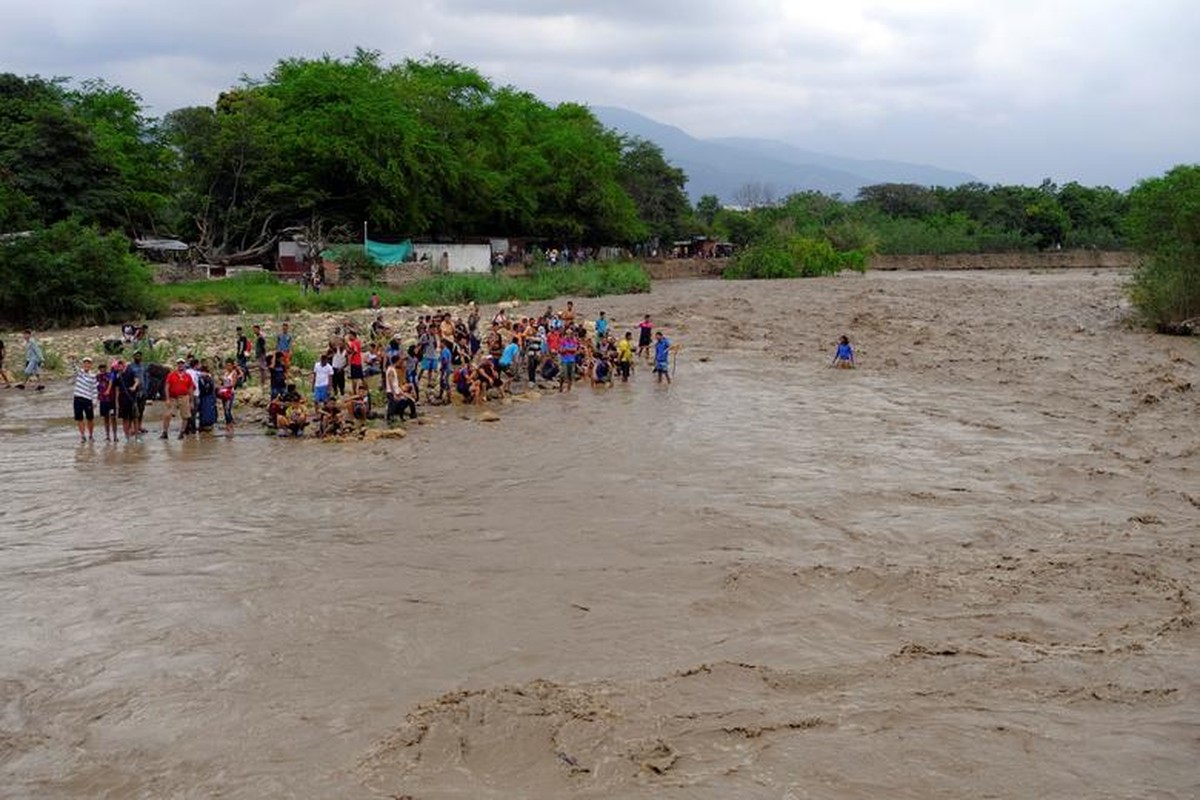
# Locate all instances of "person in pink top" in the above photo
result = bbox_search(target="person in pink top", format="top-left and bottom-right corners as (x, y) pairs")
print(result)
(637, 314), (653, 362)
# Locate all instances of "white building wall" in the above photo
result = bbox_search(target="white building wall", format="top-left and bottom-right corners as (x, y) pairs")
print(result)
(412, 243), (493, 274)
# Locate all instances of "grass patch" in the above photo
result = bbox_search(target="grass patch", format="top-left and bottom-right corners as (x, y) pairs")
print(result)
(152, 262), (650, 315)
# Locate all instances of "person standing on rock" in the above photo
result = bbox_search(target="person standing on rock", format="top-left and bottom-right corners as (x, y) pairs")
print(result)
(594, 311), (609, 347)
(253, 324), (268, 386)
(235, 326), (250, 381)
(346, 330), (365, 393)
(276, 322), (293, 369)
(559, 328), (579, 392)
(524, 326), (544, 386)
(330, 340), (348, 397)
(311, 352), (334, 405)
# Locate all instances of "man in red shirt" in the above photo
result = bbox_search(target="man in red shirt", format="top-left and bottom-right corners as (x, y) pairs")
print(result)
(346, 330), (365, 392)
(161, 358), (195, 439)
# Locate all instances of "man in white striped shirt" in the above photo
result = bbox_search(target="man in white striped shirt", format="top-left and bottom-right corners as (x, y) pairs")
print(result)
(73, 356), (99, 443)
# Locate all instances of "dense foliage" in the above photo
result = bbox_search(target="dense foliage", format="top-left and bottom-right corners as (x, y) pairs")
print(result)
(0, 220), (162, 325)
(725, 232), (866, 279)
(1126, 165), (1200, 327)
(161, 51), (663, 262)
(708, 180), (1130, 258)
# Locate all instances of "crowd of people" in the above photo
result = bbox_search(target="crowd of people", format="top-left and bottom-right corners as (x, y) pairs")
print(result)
(10, 307), (862, 444)
(243, 301), (677, 439)
(52, 301), (678, 443)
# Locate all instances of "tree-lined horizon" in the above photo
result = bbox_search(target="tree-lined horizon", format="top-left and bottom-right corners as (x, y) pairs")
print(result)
(0, 49), (1195, 328)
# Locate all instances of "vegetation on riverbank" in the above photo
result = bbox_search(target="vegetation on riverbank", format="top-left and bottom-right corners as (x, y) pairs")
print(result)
(1125, 165), (1200, 328)
(151, 262), (651, 316)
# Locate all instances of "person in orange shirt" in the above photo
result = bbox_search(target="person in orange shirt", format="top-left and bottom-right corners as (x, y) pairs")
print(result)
(161, 359), (195, 439)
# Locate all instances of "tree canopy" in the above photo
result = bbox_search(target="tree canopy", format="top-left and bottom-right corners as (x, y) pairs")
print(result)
(159, 51), (655, 262)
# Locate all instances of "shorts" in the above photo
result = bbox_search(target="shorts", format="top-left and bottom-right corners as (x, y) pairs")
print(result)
(313, 385), (330, 403)
(420, 357), (437, 371)
(638, 331), (652, 347)
(563, 361), (577, 381)
(654, 361), (669, 374)
(73, 397), (94, 421)
(618, 361), (631, 378)
(117, 394), (136, 421)
(350, 364), (364, 380)
(163, 395), (190, 416)
(99, 400), (115, 417)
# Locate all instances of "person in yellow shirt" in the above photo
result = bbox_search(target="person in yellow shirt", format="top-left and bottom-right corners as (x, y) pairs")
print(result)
(616, 331), (635, 382)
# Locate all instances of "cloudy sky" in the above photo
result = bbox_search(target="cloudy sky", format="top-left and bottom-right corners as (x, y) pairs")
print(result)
(2, 0), (1195, 188)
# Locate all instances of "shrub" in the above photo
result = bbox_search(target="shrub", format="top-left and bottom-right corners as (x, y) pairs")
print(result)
(0, 219), (161, 326)
(724, 235), (866, 279)
(1126, 165), (1200, 327)
(331, 247), (384, 285)
(289, 344), (318, 370)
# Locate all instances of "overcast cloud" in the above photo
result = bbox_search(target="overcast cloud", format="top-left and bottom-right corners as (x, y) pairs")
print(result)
(1, 0), (1195, 188)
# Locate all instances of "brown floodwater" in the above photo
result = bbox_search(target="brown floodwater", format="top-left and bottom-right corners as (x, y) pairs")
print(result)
(1, 271), (1197, 799)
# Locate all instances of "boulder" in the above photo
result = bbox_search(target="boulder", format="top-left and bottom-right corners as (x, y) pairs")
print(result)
(479, 411), (501, 422)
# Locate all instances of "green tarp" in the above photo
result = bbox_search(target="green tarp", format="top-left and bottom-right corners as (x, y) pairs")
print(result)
(322, 238), (413, 266)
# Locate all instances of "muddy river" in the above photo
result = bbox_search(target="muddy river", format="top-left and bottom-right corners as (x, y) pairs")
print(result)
(1, 270), (1197, 799)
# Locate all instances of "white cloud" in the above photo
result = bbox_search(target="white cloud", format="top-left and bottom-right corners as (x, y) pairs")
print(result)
(0, 0), (1194, 186)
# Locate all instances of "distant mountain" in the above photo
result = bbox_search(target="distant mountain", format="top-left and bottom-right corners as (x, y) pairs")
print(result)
(591, 106), (977, 204)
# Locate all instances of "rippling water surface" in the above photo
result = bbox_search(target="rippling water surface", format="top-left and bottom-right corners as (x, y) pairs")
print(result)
(3, 272), (1196, 799)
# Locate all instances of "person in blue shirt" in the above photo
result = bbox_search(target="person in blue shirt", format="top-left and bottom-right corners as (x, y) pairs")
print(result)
(830, 335), (856, 369)
(275, 322), (293, 369)
(653, 331), (672, 384)
(438, 339), (454, 400)
(594, 311), (609, 346)
(498, 337), (520, 390)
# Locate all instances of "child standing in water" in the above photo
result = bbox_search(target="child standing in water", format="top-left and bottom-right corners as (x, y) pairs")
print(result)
(830, 335), (856, 368)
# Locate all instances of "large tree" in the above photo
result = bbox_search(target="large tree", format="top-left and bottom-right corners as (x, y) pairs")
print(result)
(0, 74), (123, 229)
(616, 137), (688, 245)
(163, 51), (651, 262)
